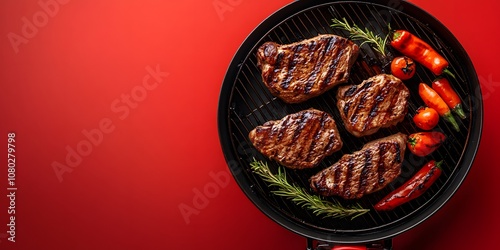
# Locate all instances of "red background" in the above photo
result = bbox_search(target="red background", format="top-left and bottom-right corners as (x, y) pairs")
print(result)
(1, 0), (499, 249)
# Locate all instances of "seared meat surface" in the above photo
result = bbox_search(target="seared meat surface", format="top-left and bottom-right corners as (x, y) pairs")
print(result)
(249, 109), (343, 169)
(337, 74), (410, 137)
(257, 34), (359, 103)
(310, 133), (407, 199)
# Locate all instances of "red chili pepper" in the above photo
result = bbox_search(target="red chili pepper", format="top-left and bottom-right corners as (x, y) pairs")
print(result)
(419, 83), (460, 132)
(391, 30), (453, 77)
(432, 77), (466, 119)
(374, 160), (443, 211)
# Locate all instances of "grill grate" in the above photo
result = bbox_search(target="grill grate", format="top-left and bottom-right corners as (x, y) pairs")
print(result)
(219, 0), (481, 241)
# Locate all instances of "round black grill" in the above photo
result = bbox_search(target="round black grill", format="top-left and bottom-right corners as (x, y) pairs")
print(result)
(218, 0), (482, 243)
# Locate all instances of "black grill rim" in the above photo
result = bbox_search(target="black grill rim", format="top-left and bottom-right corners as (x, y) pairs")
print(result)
(217, 0), (483, 243)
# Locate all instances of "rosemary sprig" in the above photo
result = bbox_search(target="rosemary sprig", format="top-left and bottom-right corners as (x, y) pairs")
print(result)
(331, 18), (389, 57)
(250, 160), (369, 220)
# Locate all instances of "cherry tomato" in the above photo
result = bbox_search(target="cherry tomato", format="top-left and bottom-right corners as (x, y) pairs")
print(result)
(407, 132), (446, 157)
(391, 56), (416, 80)
(413, 107), (439, 130)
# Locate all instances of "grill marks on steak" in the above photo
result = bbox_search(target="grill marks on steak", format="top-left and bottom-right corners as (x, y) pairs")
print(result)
(337, 74), (410, 137)
(248, 109), (343, 169)
(310, 133), (407, 199)
(257, 35), (359, 103)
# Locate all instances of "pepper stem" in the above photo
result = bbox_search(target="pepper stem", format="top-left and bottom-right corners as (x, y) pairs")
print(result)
(452, 104), (467, 119)
(442, 68), (456, 79)
(433, 76), (443, 82)
(392, 30), (402, 40)
(443, 111), (460, 132)
(435, 160), (444, 170)
(407, 137), (417, 148)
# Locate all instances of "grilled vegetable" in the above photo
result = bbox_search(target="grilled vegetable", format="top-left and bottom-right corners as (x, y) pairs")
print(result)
(419, 83), (460, 132)
(432, 77), (466, 119)
(374, 160), (442, 211)
(391, 30), (454, 77)
(407, 132), (446, 157)
(413, 107), (439, 130)
(391, 56), (416, 80)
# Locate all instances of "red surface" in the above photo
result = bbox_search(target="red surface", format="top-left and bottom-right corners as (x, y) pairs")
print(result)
(0, 0), (499, 249)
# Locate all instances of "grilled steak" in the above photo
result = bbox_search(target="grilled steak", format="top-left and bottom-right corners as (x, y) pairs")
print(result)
(310, 133), (407, 199)
(248, 109), (343, 169)
(257, 34), (359, 103)
(337, 74), (410, 137)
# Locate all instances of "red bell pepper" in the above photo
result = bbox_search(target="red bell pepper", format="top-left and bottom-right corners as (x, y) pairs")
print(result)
(407, 132), (446, 157)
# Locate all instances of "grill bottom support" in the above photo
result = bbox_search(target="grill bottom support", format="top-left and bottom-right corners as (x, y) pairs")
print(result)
(306, 238), (393, 250)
